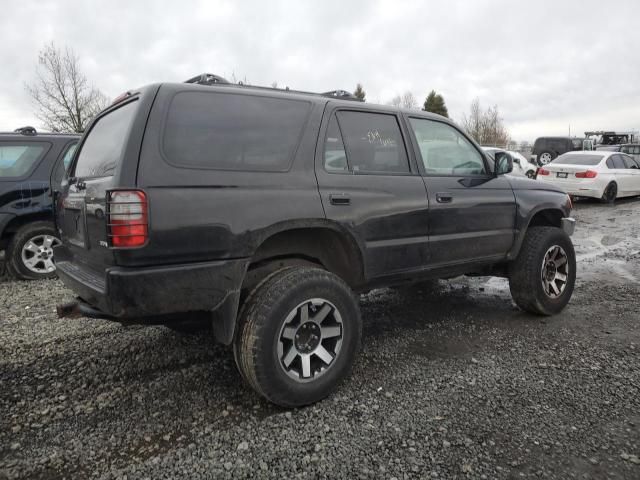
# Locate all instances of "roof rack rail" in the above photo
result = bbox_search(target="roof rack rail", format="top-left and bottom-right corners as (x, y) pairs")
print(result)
(14, 126), (37, 136)
(184, 73), (363, 102)
(321, 90), (362, 101)
(185, 73), (230, 86)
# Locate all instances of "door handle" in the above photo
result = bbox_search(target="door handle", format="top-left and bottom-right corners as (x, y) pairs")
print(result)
(436, 193), (453, 203)
(330, 194), (351, 206)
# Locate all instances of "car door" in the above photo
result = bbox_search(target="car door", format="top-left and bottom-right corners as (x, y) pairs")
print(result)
(620, 154), (640, 195)
(315, 108), (430, 280)
(610, 154), (633, 196)
(404, 115), (516, 266)
(50, 140), (78, 206)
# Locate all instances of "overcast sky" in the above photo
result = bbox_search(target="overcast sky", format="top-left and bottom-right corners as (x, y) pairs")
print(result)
(2, 0), (639, 141)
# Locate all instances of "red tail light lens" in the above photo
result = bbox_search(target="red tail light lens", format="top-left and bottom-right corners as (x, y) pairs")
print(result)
(108, 190), (148, 247)
(575, 170), (598, 178)
(537, 168), (550, 176)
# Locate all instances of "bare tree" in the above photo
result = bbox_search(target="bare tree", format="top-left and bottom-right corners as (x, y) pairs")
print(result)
(461, 98), (510, 146)
(387, 91), (418, 109)
(25, 43), (108, 133)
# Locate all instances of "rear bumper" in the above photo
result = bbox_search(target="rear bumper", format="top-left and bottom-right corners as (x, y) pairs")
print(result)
(53, 245), (249, 320)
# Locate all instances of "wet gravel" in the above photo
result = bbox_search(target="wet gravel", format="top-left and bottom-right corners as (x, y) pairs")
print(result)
(1, 199), (639, 479)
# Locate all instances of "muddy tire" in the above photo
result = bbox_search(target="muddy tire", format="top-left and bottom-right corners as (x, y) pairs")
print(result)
(509, 226), (576, 316)
(233, 266), (361, 407)
(601, 182), (617, 204)
(6, 222), (61, 280)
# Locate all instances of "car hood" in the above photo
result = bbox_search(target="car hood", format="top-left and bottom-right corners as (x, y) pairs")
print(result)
(507, 175), (566, 194)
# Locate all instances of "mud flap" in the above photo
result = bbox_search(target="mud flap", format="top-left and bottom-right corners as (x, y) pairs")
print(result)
(211, 288), (242, 345)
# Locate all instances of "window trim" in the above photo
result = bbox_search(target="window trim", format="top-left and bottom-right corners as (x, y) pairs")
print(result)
(320, 108), (413, 176)
(159, 90), (312, 173)
(405, 114), (492, 178)
(322, 113), (352, 175)
(70, 97), (139, 179)
(0, 140), (53, 181)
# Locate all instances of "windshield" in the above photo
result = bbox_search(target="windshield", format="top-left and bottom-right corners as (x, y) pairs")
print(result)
(552, 153), (603, 166)
(73, 100), (138, 178)
(0, 143), (47, 177)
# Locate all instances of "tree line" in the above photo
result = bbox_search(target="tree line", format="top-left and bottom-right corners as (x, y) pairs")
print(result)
(23, 43), (510, 146)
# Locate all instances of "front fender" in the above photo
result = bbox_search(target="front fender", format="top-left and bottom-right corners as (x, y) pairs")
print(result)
(507, 189), (572, 260)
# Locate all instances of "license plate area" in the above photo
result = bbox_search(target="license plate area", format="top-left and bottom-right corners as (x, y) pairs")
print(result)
(62, 196), (87, 248)
(556, 172), (568, 178)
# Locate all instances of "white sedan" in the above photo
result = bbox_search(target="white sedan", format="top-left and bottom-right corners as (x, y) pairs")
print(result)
(508, 150), (538, 178)
(536, 151), (640, 202)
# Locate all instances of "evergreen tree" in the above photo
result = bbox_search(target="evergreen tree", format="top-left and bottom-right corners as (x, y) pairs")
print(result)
(354, 83), (366, 102)
(422, 90), (449, 118)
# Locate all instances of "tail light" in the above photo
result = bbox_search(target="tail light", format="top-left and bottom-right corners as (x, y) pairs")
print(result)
(537, 168), (550, 176)
(107, 190), (148, 247)
(574, 170), (598, 178)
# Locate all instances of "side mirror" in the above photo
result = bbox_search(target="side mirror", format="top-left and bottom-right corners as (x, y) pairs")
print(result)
(495, 151), (513, 175)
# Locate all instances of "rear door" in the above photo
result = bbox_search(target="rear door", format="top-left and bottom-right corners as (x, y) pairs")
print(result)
(620, 154), (640, 195)
(405, 116), (516, 266)
(58, 98), (140, 273)
(609, 154), (633, 196)
(315, 108), (430, 279)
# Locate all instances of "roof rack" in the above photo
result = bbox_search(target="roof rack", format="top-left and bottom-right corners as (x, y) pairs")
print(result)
(185, 73), (230, 85)
(184, 73), (363, 102)
(14, 126), (37, 136)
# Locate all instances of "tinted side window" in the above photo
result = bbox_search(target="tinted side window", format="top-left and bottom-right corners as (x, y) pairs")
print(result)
(611, 155), (626, 169)
(621, 154), (637, 169)
(409, 118), (486, 176)
(163, 92), (310, 172)
(0, 143), (48, 178)
(336, 111), (409, 174)
(323, 115), (348, 173)
(75, 100), (138, 178)
(606, 158), (615, 169)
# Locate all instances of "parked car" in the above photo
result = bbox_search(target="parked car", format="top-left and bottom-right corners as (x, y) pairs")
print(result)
(54, 75), (576, 407)
(531, 136), (594, 166)
(596, 144), (640, 162)
(0, 127), (79, 279)
(483, 147), (537, 178)
(536, 151), (640, 203)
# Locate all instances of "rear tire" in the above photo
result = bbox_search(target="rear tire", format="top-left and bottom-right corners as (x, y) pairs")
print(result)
(234, 266), (361, 407)
(509, 226), (576, 316)
(6, 222), (61, 280)
(600, 182), (617, 204)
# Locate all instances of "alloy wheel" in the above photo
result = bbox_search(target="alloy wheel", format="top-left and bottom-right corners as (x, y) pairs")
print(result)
(21, 234), (60, 275)
(541, 245), (569, 298)
(277, 298), (343, 382)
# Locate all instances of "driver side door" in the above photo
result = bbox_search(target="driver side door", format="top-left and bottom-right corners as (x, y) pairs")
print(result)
(405, 116), (517, 266)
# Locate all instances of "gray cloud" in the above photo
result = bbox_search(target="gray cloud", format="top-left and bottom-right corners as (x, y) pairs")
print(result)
(2, 0), (639, 141)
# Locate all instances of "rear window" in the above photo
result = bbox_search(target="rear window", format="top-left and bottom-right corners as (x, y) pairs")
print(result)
(0, 143), (48, 177)
(551, 153), (603, 166)
(163, 92), (310, 172)
(74, 100), (138, 178)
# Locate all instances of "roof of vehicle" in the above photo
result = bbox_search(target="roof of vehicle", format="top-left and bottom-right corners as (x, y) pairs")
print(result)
(0, 127), (79, 139)
(535, 136), (585, 140)
(157, 81), (450, 121)
(557, 150), (616, 158)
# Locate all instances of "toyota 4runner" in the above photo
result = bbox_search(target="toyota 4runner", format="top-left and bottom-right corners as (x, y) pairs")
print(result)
(54, 75), (576, 407)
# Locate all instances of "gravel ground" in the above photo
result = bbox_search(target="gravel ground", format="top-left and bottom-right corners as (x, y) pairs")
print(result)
(1, 199), (639, 480)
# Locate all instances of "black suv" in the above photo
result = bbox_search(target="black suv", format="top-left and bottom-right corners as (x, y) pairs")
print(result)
(54, 77), (577, 407)
(0, 127), (79, 279)
(531, 136), (594, 166)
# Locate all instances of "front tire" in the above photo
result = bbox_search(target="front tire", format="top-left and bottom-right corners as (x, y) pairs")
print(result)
(509, 226), (576, 316)
(6, 222), (61, 280)
(234, 266), (361, 407)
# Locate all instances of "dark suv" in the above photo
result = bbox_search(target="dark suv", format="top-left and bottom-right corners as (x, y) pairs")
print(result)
(532, 136), (593, 166)
(0, 127), (79, 279)
(54, 77), (577, 407)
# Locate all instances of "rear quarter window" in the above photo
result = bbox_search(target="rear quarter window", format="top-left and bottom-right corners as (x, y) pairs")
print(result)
(0, 142), (50, 178)
(162, 91), (311, 172)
